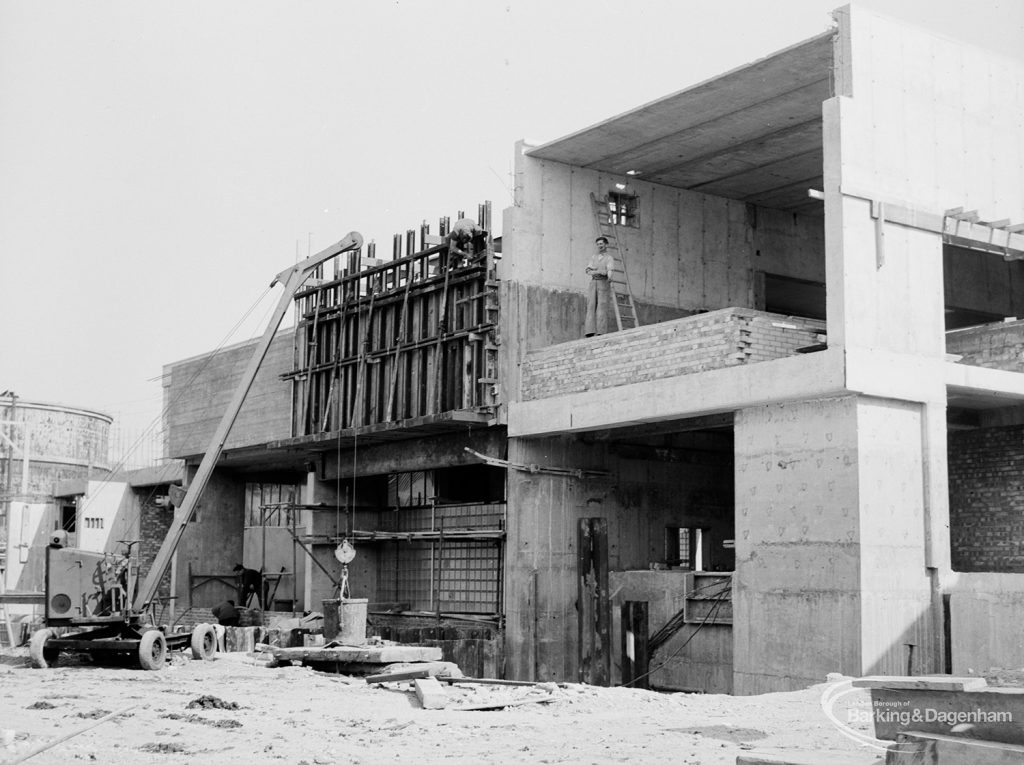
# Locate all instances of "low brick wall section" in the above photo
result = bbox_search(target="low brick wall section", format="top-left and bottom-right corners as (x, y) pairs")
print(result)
(949, 424), (1024, 573)
(173, 606), (277, 631)
(521, 308), (825, 401)
(946, 319), (1024, 372)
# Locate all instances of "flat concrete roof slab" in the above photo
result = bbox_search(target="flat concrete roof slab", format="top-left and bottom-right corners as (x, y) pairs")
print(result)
(527, 31), (833, 214)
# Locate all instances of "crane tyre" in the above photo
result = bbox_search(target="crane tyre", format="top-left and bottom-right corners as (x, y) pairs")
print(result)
(29, 628), (59, 668)
(138, 630), (167, 670)
(190, 623), (217, 660)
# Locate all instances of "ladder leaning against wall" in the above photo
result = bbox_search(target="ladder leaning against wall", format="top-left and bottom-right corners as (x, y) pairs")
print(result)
(590, 192), (640, 331)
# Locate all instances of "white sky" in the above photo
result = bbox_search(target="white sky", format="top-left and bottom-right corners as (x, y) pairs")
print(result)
(2, 0), (1022, 438)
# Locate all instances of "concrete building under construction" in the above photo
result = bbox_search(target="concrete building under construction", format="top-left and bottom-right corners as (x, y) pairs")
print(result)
(159, 6), (1024, 693)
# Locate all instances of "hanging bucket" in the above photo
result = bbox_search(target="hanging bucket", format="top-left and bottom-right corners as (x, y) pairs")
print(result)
(338, 598), (368, 645)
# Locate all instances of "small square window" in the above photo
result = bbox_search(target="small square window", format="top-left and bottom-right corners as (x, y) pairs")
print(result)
(608, 192), (639, 228)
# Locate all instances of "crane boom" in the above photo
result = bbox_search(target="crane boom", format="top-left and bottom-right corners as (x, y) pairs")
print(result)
(132, 232), (363, 613)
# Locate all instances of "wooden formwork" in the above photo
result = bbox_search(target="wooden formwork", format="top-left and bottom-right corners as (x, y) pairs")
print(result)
(286, 204), (498, 437)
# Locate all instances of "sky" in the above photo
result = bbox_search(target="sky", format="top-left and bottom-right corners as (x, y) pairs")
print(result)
(1, 0), (1022, 444)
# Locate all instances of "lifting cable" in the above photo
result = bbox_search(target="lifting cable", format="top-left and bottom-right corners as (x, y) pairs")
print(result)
(77, 284), (275, 535)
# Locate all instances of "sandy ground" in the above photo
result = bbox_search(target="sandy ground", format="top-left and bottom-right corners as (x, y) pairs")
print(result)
(0, 647), (884, 765)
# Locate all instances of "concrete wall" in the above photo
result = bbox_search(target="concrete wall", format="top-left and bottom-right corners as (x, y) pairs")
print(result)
(171, 468), (245, 620)
(948, 575), (1024, 674)
(833, 7), (1024, 224)
(76, 481), (133, 554)
(242, 525), (306, 609)
(608, 570), (732, 693)
(164, 331), (293, 458)
(504, 149), (824, 307)
(521, 309), (824, 401)
(504, 434), (731, 682)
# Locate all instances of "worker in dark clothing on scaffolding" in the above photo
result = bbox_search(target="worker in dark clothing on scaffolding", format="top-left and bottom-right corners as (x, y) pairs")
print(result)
(447, 217), (488, 268)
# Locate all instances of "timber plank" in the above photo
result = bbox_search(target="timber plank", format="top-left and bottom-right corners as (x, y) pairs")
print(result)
(271, 645), (443, 664)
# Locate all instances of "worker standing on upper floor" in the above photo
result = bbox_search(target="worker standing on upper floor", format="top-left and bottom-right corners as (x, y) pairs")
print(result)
(447, 217), (488, 268)
(584, 235), (615, 337)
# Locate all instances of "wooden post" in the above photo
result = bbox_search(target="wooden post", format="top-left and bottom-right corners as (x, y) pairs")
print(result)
(577, 517), (610, 686)
(620, 601), (649, 689)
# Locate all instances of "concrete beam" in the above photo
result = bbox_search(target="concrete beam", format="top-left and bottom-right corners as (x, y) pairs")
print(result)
(946, 363), (1024, 405)
(318, 428), (506, 481)
(844, 347), (947, 404)
(508, 349), (846, 438)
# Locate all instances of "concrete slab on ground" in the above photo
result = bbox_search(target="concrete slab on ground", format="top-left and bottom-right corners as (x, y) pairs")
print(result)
(271, 644), (443, 665)
(852, 675), (988, 692)
(888, 731), (1024, 764)
(736, 750), (883, 765)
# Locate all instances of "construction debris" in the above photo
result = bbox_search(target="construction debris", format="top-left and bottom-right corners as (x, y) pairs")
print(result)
(413, 677), (447, 709)
(185, 695), (239, 710)
(366, 660), (463, 685)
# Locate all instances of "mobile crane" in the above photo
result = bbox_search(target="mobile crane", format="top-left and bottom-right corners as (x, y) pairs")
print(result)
(29, 233), (363, 669)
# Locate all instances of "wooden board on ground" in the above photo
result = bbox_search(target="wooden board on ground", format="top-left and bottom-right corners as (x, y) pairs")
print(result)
(451, 694), (554, 712)
(366, 661), (463, 684)
(272, 645), (443, 665)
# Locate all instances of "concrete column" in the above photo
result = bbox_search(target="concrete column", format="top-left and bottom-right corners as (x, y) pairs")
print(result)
(734, 395), (936, 694)
(734, 397), (862, 694)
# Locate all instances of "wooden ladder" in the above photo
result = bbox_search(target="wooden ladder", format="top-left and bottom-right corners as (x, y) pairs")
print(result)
(590, 193), (640, 331)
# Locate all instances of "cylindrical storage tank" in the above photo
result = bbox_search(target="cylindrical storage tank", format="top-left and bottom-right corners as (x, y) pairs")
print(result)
(0, 397), (113, 499)
(1, 396), (115, 628)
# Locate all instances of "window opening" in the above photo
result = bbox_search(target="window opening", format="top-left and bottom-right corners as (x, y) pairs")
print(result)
(60, 501), (77, 533)
(667, 526), (708, 570)
(608, 191), (639, 228)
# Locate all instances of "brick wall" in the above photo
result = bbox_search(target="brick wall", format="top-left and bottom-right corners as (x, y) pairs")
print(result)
(520, 308), (825, 401)
(173, 606), (268, 631)
(138, 488), (175, 603)
(949, 425), (1024, 572)
(946, 320), (1024, 372)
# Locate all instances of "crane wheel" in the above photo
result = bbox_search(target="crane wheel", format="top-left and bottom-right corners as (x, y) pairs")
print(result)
(29, 628), (59, 669)
(190, 623), (217, 660)
(138, 630), (167, 670)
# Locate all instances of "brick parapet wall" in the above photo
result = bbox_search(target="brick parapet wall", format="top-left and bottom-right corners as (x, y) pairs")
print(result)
(946, 320), (1024, 372)
(520, 308), (825, 401)
(949, 425), (1024, 573)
